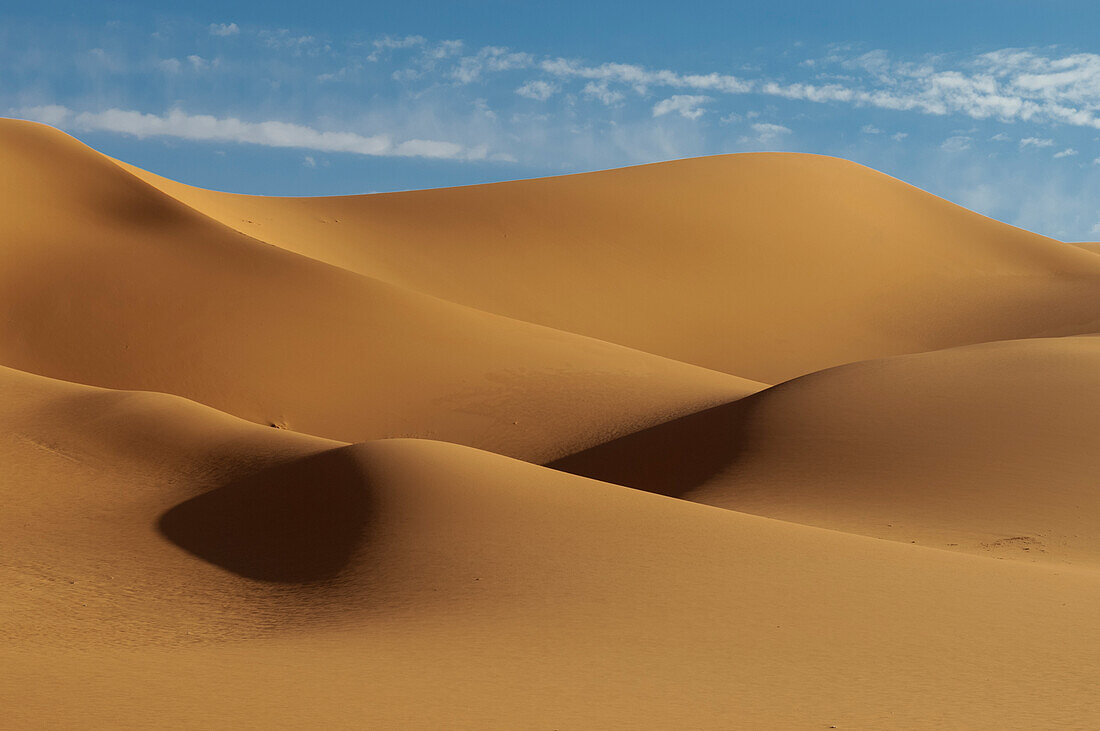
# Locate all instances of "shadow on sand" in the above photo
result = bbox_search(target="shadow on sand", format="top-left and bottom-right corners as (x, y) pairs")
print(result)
(158, 446), (372, 583)
(546, 399), (754, 498)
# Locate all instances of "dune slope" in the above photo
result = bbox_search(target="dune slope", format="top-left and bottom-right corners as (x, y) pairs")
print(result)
(0, 119), (760, 461)
(3, 373), (1100, 727)
(122, 152), (1100, 382)
(552, 335), (1100, 565)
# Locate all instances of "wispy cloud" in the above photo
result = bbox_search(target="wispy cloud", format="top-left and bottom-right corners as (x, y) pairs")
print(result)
(541, 58), (753, 96)
(19, 105), (494, 160)
(1019, 136), (1054, 148)
(209, 23), (239, 37)
(1054, 147), (1078, 158)
(739, 122), (792, 146)
(452, 46), (532, 83)
(430, 41), (1100, 134)
(941, 135), (972, 152)
(515, 80), (557, 101)
(652, 94), (711, 119)
(582, 81), (625, 106)
(367, 35), (427, 62)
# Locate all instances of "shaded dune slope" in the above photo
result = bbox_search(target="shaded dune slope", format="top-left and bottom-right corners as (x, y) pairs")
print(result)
(0, 364), (343, 647)
(551, 336), (1100, 565)
(0, 119), (760, 461)
(123, 151), (1100, 382)
(5, 372), (1100, 726)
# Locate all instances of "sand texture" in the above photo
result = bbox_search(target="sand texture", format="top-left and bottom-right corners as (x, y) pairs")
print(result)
(3, 118), (1100, 728)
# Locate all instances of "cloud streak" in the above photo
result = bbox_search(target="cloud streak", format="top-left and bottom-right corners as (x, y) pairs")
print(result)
(398, 40), (1100, 134)
(18, 106), (493, 161)
(652, 95), (711, 119)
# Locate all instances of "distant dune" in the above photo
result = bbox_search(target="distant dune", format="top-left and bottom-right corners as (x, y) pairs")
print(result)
(3, 117), (1100, 727)
(120, 148), (1100, 382)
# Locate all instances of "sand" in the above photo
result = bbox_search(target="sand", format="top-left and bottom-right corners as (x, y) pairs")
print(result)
(2, 117), (1100, 728)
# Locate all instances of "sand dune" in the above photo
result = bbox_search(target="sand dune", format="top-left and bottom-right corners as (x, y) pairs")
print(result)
(552, 335), (1100, 564)
(121, 151), (1100, 383)
(0, 119), (759, 461)
(3, 117), (1100, 727)
(4, 373), (1100, 726)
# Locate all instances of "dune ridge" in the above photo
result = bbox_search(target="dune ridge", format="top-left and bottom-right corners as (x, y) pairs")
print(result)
(3, 117), (1100, 727)
(0, 119), (761, 462)
(551, 335), (1100, 564)
(119, 149), (1100, 383)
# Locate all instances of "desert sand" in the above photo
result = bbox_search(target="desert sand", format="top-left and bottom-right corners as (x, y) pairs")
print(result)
(3, 117), (1100, 727)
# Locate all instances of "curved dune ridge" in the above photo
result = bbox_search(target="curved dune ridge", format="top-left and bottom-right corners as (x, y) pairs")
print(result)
(118, 148), (1100, 383)
(551, 335), (1100, 564)
(2, 116), (1100, 727)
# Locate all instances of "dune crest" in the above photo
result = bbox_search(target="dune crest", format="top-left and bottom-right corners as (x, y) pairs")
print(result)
(120, 148), (1100, 382)
(551, 336), (1100, 564)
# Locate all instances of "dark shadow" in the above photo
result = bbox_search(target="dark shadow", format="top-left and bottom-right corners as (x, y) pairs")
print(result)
(158, 447), (372, 583)
(546, 399), (754, 498)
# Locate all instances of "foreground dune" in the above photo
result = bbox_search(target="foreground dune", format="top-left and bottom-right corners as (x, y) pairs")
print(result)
(4, 366), (1100, 727)
(3, 117), (1100, 727)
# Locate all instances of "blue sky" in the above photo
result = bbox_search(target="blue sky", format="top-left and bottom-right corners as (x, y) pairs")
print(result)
(5, 0), (1100, 240)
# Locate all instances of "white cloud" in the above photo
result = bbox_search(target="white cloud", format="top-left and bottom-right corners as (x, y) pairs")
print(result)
(941, 135), (972, 152)
(752, 122), (791, 137)
(990, 132), (1011, 141)
(209, 23), (239, 37)
(891, 131), (908, 141)
(18, 105), (496, 161)
(737, 122), (792, 147)
(515, 80), (557, 101)
(187, 55), (212, 71)
(157, 58), (181, 74)
(356, 38), (1100, 139)
(367, 35), (426, 62)
(747, 122), (791, 142)
(303, 155), (316, 168)
(452, 46), (533, 83)
(454, 43), (1100, 136)
(582, 81), (625, 106)
(542, 57), (752, 96)
(1054, 148), (1078, 158)
(1019, 136), (1055, 148)
(861, 124), (883, 134)
(652, 94), (711, 119)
